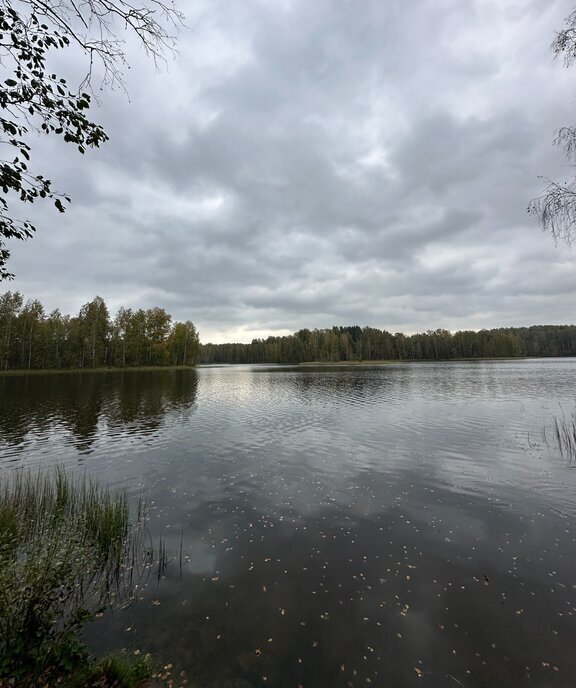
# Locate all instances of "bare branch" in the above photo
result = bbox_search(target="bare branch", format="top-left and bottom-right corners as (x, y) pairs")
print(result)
(552, 10), (576, 66)
(554, 126), (576, 161)
(528, 179), (576, 246)
(531, 9), (576, 246)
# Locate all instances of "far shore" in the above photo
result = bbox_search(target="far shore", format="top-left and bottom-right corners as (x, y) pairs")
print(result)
(0, 364), (196, 377)
(4, 356), (573, 376)
(298, 356), (530, 365)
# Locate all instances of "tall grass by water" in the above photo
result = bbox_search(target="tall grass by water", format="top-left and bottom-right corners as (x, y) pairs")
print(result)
(552, 407), (576, 464)
(0, 469), (158, 685)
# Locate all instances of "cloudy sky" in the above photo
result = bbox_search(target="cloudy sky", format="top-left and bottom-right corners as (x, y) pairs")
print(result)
(5, 0), (576, 343)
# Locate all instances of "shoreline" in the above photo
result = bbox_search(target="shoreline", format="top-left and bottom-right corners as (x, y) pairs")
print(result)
(3, 356), (575, 375)
(298, 356), (532, 365)
(0, 365), (196, 377)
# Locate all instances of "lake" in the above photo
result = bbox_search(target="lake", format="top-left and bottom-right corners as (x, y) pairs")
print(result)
(1, 359), (576, 687)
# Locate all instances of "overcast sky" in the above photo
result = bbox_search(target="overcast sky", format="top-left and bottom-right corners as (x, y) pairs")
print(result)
(5, 0), (576, 343)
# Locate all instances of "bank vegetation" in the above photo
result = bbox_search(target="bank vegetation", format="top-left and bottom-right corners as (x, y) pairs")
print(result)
(2, 292), (574, 371)
(201, 324), (576, 365)
(0, 292), (199, 370)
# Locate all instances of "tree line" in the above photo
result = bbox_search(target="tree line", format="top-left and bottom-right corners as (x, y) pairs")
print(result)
(200, 324), (576, 365)
(0, 292), (199, 370)
(2, 291), (574, 370)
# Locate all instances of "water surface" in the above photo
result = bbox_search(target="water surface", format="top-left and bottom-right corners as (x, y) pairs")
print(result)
(1, 360), (576, 687)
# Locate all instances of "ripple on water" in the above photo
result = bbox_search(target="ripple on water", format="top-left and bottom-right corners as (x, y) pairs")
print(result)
(2, 362), (576, 686)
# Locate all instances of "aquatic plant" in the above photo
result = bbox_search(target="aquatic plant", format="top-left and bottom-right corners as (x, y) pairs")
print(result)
(0, 468), (155, 684)
(552, 407), (576, 464)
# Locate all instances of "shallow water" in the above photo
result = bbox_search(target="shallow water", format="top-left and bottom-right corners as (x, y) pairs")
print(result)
(1, 360), (576, 687)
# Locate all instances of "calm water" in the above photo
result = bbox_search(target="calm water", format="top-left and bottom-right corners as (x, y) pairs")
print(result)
(1, 360), (576, 687)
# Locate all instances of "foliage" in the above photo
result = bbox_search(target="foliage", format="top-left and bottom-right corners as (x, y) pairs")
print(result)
(1, 290), (574, 370)
(0, 0), (182, 280)
(0, 468), (155, 684)
(201, 324), (576, 365)
(529, 8), (576, 244)
(0, 291), (200, 369)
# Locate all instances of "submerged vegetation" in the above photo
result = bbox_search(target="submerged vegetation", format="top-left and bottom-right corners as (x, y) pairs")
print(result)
(0, 469), (165, 686)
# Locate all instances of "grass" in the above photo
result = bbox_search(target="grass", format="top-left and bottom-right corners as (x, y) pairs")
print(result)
(64, 650), (156, 688)
(552, 407), (576, 464)
(0, 468), (164, 686)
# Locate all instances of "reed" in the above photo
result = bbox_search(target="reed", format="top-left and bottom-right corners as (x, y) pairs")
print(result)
(0, 468), (155, 684)
(553, 408), (576, 464)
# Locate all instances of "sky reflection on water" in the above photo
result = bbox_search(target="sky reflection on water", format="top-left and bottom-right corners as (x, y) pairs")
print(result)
(1, 360), (576, 687)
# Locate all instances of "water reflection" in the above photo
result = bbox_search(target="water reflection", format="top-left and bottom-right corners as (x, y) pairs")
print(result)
(2, 361), (576, 687)
(0, 370), (198, 458)
(87, 467), (576, 688)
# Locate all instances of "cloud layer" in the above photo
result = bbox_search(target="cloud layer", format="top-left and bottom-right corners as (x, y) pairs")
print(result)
(7, 0), (576, 342)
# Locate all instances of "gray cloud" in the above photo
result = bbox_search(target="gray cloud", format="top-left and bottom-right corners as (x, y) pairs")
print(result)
(6, 0), (576, 342)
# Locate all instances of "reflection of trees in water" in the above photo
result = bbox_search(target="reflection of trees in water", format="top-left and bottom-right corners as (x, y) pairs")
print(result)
(255, 364), (531, 406)
(103, 370), (198, 432)
(255, 366), (412, 407)
(0, 370), (198, 453)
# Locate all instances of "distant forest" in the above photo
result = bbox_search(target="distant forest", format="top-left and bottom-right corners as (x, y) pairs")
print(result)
(201, 325), (576, 365)
(1, 291), (575, 370)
